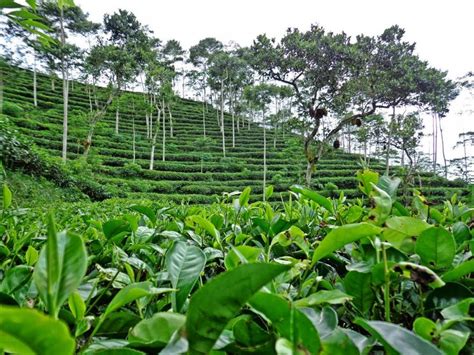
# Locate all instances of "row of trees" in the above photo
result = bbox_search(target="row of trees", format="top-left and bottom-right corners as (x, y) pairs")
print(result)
(1, 1), (471, 185)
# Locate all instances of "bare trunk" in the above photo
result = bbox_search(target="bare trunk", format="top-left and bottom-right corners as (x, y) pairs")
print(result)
(150, 108), (161, 170)
(145, 112), (150, 139)
(202, 88), (206, 138)
(432, 113), (438, 174)
(115, 104), (119, 134)
(220, 80), (226, 157)
(132, 116), (136, 164)
(88, 85), (93, 112)
(83, 128), (94, 157)
(438, 114), (448, 179)
(51, 78), (55, 91)
(231, 97), (235, 148)
(169, 103), (174, 138)
(385, 107), (395, 175)
(263, 110), (267, 201)
(162, 99), (166, 161)
(60, 7), (69, 163)
(33, 50), (37, 107)
(0, 68), (3, 114)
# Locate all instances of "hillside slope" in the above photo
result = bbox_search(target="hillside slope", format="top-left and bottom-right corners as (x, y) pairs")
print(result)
(0, 63), (469, 204)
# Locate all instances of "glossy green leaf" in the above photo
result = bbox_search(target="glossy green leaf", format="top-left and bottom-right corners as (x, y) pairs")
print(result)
(294, 289), (352, 307)
(68, 291), (85, 320)
(103, 219), (131, 241)
(166, 241), (206, 312)
(105, 282), (173, 317)
(377, 175), (401, 200)
(442, 260), (474, 282)
(320, 328), (359, 355)
(439, 329), (469, 355)
(415, 227), (456, 269)
(440, 298), (474, 321)
(413, 317), (437, 342)
(312, 223), (382, 265)
(426, 282), (473, 310)
(290, 184), (333, 213)
(33, 216), (87, 318)
(343, 271), (374, 315)
(239, 187), (251, 207)
(128, 312), (186, 348)
(187, 215), (221, 246)
(2, 183), (12, 209)
(25, 246), (39, 266)
(130, 205), (156, 225)
(451, 222), (471, 244)
(186, 263), (289, 354)
(232, 316), (274, 350)
(369, 183), (392, 225)
(356, 169), (379, 196)
(0, 306), (75, 354)
(384, 217), (430, 247)
(224, 245), (262, 270)
(299, 306), (337, 338)
(354, 319), (443, 355)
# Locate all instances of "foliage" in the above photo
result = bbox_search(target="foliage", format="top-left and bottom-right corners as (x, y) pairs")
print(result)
(0, 168), (472, 354)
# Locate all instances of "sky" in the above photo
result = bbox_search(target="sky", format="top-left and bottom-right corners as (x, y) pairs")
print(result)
(76, 0), (473, 164)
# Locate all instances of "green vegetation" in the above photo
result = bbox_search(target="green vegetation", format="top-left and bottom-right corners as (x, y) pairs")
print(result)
(1, 169), (473, 354)
(0, 1), (472, 354)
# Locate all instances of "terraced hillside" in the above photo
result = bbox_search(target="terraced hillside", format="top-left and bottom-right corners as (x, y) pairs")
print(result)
(1, 63), (470, 204)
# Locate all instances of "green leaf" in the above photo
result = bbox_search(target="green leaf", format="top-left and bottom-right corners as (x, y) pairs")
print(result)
(356, 169), (379, 196)
(299, 307), (337, 338)
(232, 316), (274, 350)
(413, 317), (437, 342)
(343, 271), (375, 315)
(442, 260), (474, 282)
(272, 226), (310, 257)
(128, 312), (186, 348)
(130, 205), (156, 225)
(415, 227), (456, 269)
(187, 215), (221, 246)
(312, 223), (382, 265)
(384, 217), (431, 248)
(320, 328), (360, 355)
(33, 216), (87, 318)
(103, 219), (131, 241)
(25, 246), (39, 266)
(165, 241), (206, 312)
(68, 291), (85, 320)
(354, 319), (443, 355)
(3, 183), (12, 209)
(224, 246), (262, 270)
(439, 329), (469, 355)
(451, 222), (471, 244)
(186, 263), (289, 354)
(369, 183), (392, 225)
(265, 185), (274, 199)
(105, 282), (173, 318)
(0, 306), (75, 354)
(249, 292), (321, 354)
(290, 184), (334, 213)
(440, 298), (474, 321)
(294, 289), (352, 307)
(239, 187), (251, 207)
(377, 175), (401, 200)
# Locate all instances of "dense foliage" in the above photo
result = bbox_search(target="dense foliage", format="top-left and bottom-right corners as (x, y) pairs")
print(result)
(0, 170), (473, 354)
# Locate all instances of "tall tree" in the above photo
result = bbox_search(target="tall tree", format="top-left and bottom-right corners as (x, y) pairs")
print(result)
(250, 25), (458, 185)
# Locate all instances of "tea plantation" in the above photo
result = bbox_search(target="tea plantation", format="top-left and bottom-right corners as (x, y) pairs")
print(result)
(1, 63), (469, 205)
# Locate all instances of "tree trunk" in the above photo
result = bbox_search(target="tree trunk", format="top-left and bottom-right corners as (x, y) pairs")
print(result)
(83, 127), (94, 157)
(169, 103), (174, 138)
(51, 78), (55, 91)
(202, 89), (206, 138)
(220, 79), (226, 157)
(132, 117), (136, 164)
(438, 114), (448, 179)
(115, 103), (120, 135)
(432, 113), (438, 174)
(0, 68), (3, 115)
(231, 96), (235, 148)
(60, 7), (69, 163)
(88, 85), (93, 112)
(385, 107), (395, 175)
(150, 107), (161, 170)
(33, 50), (37, 107)
(162, 99), (166, 161)
(263, 110), (267, 202)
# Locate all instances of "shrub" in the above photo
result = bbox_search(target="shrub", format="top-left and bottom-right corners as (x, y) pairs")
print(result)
(3, 101), (24, 117)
